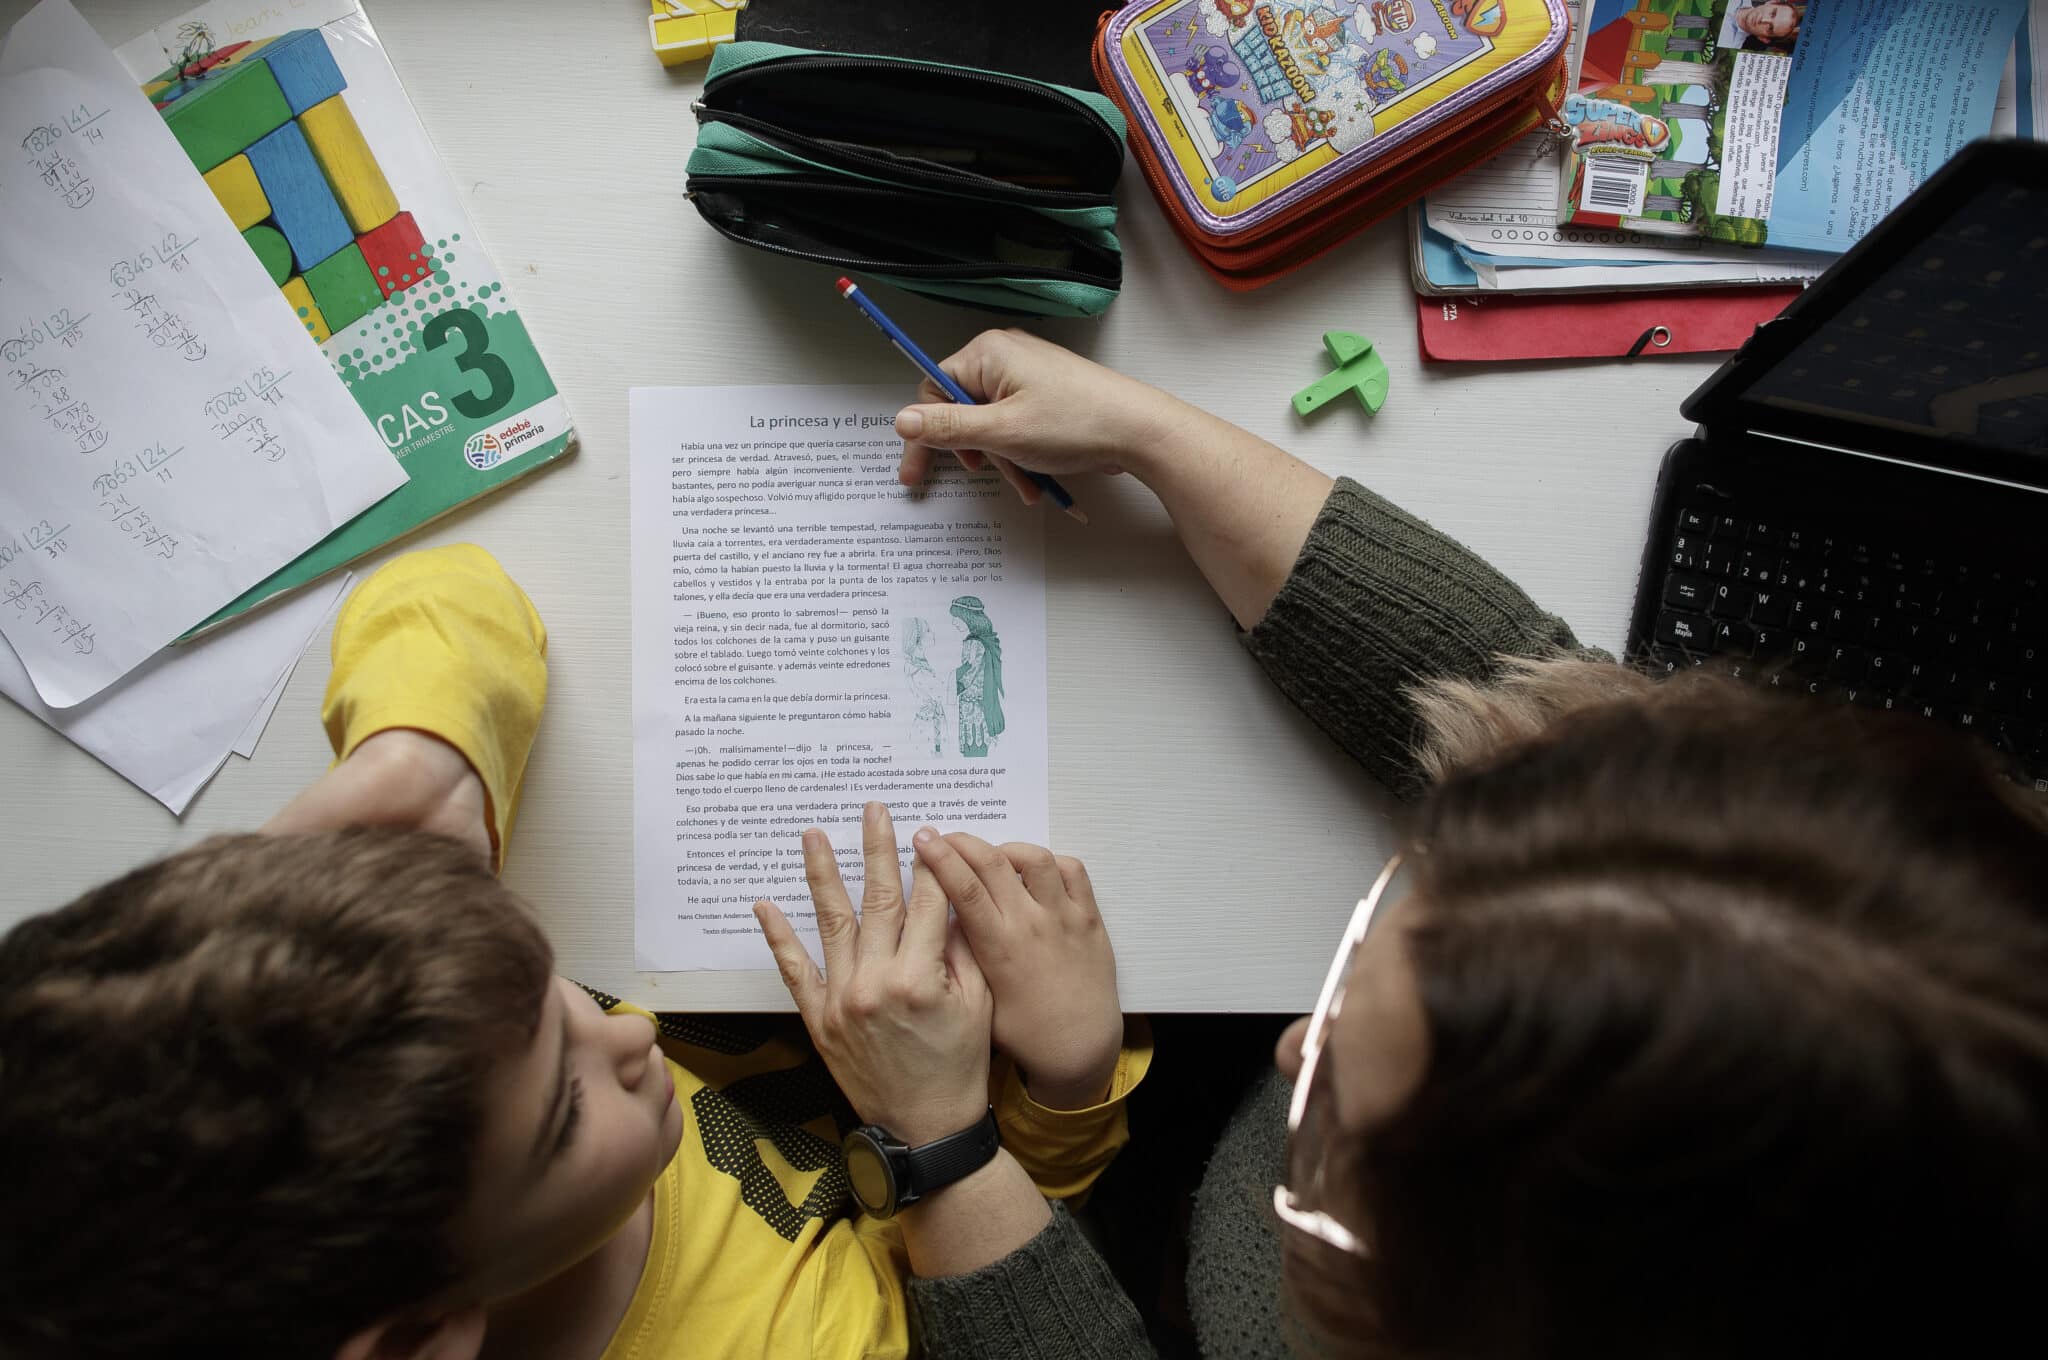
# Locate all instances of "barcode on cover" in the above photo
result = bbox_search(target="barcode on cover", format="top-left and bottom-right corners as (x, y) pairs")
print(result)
(1579, 158), (1648, 216)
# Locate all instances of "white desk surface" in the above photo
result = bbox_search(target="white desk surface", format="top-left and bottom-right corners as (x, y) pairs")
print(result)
(2, 0), (1727, 1011)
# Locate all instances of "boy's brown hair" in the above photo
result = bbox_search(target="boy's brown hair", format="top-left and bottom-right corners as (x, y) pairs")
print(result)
(0, 828), (553, 1360)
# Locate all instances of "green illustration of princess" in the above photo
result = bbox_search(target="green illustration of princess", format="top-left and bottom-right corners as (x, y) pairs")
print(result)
(902, 616), (946, 756)
(950, 596), (1004, 758)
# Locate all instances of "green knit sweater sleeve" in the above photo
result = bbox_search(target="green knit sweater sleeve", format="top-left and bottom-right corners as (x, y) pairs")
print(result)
(906, 1203), (1157, 1360)
(1243, 477), (1594, 797)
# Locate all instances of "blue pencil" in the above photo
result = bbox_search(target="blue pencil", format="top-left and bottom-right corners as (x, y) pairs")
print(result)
(836, 276), (1087, 524)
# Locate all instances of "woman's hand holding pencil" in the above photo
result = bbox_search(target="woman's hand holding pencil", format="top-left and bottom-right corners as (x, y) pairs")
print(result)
(839, 282), (1184, 524)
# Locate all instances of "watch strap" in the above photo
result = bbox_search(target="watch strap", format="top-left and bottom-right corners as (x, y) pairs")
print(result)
(900, 1106), (1001, 1202)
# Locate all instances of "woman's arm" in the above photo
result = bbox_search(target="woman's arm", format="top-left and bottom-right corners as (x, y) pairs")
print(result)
(894, 332), (1593, 791)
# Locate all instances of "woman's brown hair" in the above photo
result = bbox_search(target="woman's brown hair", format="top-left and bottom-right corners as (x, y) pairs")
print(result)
(1288, 659), (2048, 1358)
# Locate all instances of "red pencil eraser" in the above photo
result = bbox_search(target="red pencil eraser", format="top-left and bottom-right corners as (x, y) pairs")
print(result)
(836, 276), (856, 294)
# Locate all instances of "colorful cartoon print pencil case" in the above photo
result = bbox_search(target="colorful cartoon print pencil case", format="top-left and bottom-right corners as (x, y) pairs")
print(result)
(1094, 0), (1570, 289)
(686, 42), (1129, 317)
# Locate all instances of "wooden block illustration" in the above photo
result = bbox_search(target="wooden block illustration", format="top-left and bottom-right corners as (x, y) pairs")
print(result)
(162, 59), (290, 171)
(252, 29), (347, 116)
(219, 36), (277, 69)
(355, 211), (432, 298)
(297, 95), (398, 234)
(203, 154), (270, 231)
(243, 223), (294, 285)
(280, 276), (330, 344)
(302, 242), (383, 334)
(244, 119), (354, 271)
(180, 39), (251, 79)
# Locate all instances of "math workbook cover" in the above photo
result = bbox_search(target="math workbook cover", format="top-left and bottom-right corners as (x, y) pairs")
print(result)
(116, 0), (576, 632)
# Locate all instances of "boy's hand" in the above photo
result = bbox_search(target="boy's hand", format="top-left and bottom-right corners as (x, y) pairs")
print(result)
(893, 329), (1191, 500)
(756, 804), (993, 1145)
(913, 830), (1122, 1110)
(262, 729), (491, 865)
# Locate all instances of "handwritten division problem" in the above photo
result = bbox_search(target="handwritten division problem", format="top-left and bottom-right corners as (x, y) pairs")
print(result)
(0, 0), (403, 706)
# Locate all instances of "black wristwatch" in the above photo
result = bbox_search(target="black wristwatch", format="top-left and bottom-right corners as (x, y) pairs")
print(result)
(842, 1107), (1001, 1219)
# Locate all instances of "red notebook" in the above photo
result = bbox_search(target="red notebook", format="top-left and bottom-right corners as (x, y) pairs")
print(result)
(1418, 287), (1801, 362)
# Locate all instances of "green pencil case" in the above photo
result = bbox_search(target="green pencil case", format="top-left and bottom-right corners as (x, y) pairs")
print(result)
(685, 42), (1127, 317)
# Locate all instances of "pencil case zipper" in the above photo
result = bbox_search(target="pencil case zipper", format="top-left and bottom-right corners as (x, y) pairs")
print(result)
(685, 174), (1121, 284)
(691, 104), (1115, 209)
(700, 52), (1124, 169)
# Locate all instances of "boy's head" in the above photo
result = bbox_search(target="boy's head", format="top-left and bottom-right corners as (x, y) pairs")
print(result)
(0, 828), (682, 1360)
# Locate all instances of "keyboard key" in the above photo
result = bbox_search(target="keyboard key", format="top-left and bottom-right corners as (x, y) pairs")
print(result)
(1678, 507), (1713, 535)
(1789, 597), (1824, 635)
(1914, 700), (1950, 724)
(1827, 644), (1870, 683)
(1747, 520), (1781, 547)
(1738, 549), (1780, 586)
(1953, 709), (1986, 734)
(1699, 552), (1735, 580)
(1782, 558), (1818, 592)
(1663, 572), (1713, 611)
(1788, 635), (1824, 667)
(1935, 667), (1980, 700)
(1711, 514), (1748, 541)
(1783, 527), (1810, 556)
(1655, 610), (1711, 650)
(1711, 583), (1756, 619)
(1669, 534), (1702, 572)
(1643, 646), (1686, 677)
(1715, 620), (1757, 653)
(1751, 590), (1790, 626)
(1868, 614), (1910, 648)
(1868, 651), (1911, 684)
(1981, 675), (2022, 713)
(1989, 716), (2038, 757)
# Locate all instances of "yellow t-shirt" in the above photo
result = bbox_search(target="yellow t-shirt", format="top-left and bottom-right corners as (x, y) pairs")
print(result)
(322, 548), (1154, 1359)
(592, 1003), (1151, 1360)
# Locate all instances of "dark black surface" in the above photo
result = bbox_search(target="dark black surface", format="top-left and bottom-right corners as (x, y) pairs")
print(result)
(1628, 435), (2048, 787)
(736, 0), (1117, 90)
(1679, 139), (2048, 492)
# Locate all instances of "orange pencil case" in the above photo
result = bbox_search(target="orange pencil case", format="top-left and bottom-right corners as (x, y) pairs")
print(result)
(1093, 0), (1570, 290)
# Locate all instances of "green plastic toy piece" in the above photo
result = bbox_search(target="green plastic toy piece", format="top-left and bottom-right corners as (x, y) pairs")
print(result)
(1292, 331), (1390, 417)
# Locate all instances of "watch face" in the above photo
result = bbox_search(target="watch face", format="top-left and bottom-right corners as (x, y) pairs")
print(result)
(845, 1131), (895, 1214)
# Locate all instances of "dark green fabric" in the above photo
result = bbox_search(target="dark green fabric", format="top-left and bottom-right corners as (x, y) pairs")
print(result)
(686, 42), (1125, 318)
(904, 477), (1592, 1357)
(1242, 477), (1592, 798)
(907, 1204), (1156, 1359)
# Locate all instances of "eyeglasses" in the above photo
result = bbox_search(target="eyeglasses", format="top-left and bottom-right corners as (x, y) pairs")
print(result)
(1271, 853), (1404, 1259)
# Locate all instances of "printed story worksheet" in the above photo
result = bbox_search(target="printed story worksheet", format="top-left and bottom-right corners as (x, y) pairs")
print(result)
(629, 385), (1049, 972)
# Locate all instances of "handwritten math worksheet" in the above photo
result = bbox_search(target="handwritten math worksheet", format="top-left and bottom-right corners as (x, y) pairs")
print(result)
(0, 0), (402, 708)
(630, 385), (1051, 972)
